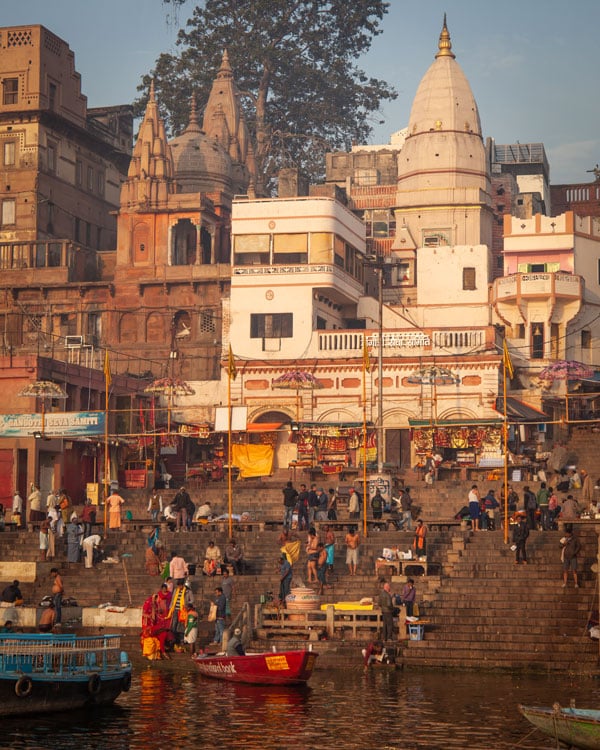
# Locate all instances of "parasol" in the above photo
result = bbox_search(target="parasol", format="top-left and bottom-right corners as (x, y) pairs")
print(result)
(406, 366), (460, 386)
(143, 377), (196, 396)
(538, 360), (594, 383)
(272, 370), (323, 390)
(272, 370), (323, 420)
(144, 377), (195, 433)
(18, 380), (68, 437)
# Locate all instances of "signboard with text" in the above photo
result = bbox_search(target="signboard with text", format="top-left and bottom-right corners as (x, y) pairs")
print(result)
(0, 412), (105, 438)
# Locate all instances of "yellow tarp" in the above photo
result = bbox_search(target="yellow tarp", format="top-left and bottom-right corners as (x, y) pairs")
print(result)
(231, 443), (274, 478)
(281, 541), (301, 564)
(319, 602), (374, 611)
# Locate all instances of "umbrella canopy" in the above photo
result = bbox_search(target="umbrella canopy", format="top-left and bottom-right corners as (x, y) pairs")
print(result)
(144, 377), (195, 396)
(272, 370), (323, 390)
(18, 380), (67, 399)
(406, 366), (460, 386)
(538, 360), (594, 383)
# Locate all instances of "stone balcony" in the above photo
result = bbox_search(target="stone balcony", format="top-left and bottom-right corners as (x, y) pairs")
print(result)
(492, 271), (583, 329)
(316, 326), (494, 358)
(492, 271), (583, 303)
(0, 239), (100, 284)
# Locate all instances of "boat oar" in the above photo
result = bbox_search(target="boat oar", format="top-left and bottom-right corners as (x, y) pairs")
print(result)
(121, 553), (133, 606)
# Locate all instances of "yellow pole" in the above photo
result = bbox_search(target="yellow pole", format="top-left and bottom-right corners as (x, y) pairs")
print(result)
(503, 359), (509, 545)
(362, 337), (369, 538)
(227, 362), (233, 540)
(103, 349), (111, 534)
(104, 380), (109, 534)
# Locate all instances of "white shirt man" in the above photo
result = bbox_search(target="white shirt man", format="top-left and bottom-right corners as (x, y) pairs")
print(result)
(194, 502), (212, 520)
(82, 534), (102, 569)
(169, 553), (189, 581)
(28, 485), (42, 512)
(12, 492), (23, 523)
(163, 504), (177, 521)
(46, 490), (57, 511)
(348, 488), (359, 517)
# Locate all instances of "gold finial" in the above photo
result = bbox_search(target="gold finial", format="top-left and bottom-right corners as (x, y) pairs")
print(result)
(185, 94), (202, 133)
(149, 79), (156, 101)
(435, 14), (455, 59)
(218, 49), (233, 78)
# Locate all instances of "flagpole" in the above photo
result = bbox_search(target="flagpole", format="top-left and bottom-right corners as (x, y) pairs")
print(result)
(362, 337), (369, 538)
(103, 350), (111, 535)
(228, 365), (233, 540)
(502, 339), (513, 545)
(503, 357), (509, 544)
(227, 345), (237, 540)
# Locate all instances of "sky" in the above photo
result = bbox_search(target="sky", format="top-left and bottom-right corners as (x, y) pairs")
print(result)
(3, 0), (600, 185)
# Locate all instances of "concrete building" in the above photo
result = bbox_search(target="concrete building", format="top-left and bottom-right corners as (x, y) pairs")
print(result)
(174, 19), (508, 475)
(492, 211), (600, 420)
(0, 25), (132, 252)
(0, 34), (257, 504)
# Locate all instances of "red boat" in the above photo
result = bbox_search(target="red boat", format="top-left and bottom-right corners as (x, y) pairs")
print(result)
(192, 649), (318, 686)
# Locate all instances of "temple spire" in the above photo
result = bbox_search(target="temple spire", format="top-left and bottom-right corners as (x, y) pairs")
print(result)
(185, 94), (202, 134)
(435, 14), (455, 59)
(218, 49), (233, 78)
(120, 79), (174, 209)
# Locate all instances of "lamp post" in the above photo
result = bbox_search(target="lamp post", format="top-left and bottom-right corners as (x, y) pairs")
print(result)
(364, 255), (385, 473)
(377, 263), (384, 473)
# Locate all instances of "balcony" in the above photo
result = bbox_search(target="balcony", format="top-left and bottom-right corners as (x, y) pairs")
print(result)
(493, 272), (583, 328)
(232, 262), (364, 305)
(493, 272), (582, 303)
(0, 240), (100, 284)
(316, 326), (492, 358)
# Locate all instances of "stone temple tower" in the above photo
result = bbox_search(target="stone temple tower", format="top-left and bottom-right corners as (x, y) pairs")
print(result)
(395, 17), (493, 250)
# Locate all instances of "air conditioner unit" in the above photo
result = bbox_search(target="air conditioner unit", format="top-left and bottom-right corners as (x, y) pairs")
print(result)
(83, 334), (98, 347)
(65, 335), (83, 348)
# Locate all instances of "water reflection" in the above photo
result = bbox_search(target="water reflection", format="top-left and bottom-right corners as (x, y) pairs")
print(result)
(1, 665), (598, 749)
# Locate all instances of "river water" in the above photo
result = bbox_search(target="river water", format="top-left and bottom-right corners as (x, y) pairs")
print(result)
(2, 663), (599, 749)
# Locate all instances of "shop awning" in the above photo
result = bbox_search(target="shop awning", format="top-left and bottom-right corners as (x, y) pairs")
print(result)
(246, 422), (283, 432)
(292, 421), (374, 429)
(494, 397), (548, 422)
(408, 418), (503, 427)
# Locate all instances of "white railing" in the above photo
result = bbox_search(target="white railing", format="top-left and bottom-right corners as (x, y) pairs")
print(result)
(317, 328), (488, 356)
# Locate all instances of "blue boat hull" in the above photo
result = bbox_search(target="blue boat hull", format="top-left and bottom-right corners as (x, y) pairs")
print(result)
(0, 632), (132, 716)
(0, 671), (131, 716)
(0, 672), (131, 716)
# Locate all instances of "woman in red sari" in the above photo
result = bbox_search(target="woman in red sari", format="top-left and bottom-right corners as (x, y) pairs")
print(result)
(141, 586), (173, 659)
(141, 594), (161, 660)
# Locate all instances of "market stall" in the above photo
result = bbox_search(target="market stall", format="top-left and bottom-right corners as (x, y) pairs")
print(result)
(409, 419), (504, 480)
(289, 421), (376, 481)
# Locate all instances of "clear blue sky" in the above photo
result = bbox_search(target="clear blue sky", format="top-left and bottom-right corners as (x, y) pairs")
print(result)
(3, 0), (600, 184)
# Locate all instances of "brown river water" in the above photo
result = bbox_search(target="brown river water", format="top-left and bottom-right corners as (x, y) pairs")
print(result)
(2, 663), (599, 749)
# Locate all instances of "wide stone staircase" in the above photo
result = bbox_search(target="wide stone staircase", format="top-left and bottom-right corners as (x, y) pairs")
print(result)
(400, 525), (600, 673)
(563, 426), (600, 478)
(3, 454), (600, 671)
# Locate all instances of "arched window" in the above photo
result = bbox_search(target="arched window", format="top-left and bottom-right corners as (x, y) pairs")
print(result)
(171, 219), (197, 266)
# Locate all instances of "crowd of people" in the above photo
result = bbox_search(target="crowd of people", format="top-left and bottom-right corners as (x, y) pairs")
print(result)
(3, 448), (595, 649)
(0, 568), (66, 632)
(140, 558), (245, 660)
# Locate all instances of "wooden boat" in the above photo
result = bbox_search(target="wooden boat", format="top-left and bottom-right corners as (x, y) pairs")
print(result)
(519, 703), (600, 750)
(0, 632), (132, 716)
(193, 649), (318, 685)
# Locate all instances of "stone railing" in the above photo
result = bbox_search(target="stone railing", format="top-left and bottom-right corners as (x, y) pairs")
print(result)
(316, 327), (489, 357)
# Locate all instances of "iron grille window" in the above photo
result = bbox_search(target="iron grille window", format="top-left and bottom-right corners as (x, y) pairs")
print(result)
(250, 313), (293, 339)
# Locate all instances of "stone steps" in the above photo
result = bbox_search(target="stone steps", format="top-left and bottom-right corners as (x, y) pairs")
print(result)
(3, 503), (600, 672)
